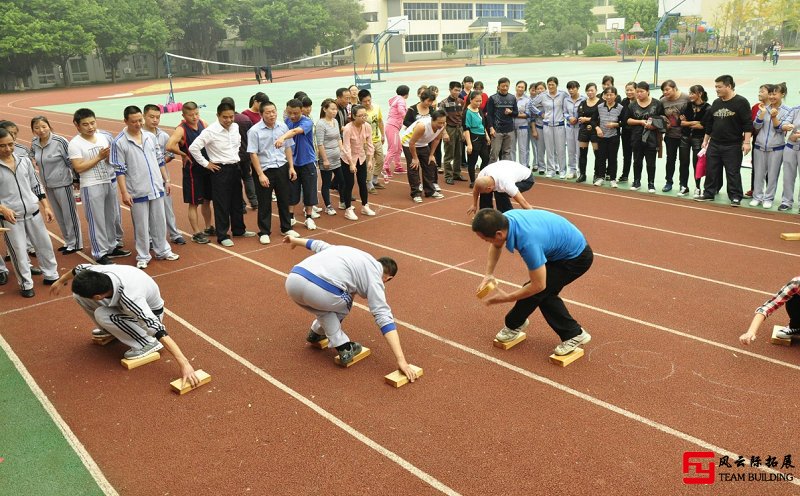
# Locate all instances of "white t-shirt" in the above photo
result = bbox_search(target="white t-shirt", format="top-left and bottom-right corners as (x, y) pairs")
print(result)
(68, 133), (115, 188)
(477, 160), (532, 197)
(400, 118), (443, 148)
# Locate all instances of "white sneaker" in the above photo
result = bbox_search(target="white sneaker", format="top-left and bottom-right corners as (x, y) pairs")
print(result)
(749, 199), (760, 207)
(431, 192), (445, 199)
(418, 184), (423, 192)
(610, 180), (618, 188)
(325, 207), (336, 216)
(304, 217), (317, 230)
(220, 238), (234, 247)
(272, 192), (277, 202)
(281, 230), (300, 238)
(566, 172), (576, 179)
(693, 189), (702, 198)
(240, 231), (256, 238)
(413, 196), (423, 203)
(763, 200), (773, 209)
(361, 204), (376, 216)
(309, 210), (320, 219)
(159, 253), (180, 261)
(312, 206), (323, 213)
(559, 173), (567, 179)
(290, 217), (297, 226)
(593, 178), (603, 186)
(136, 260), (148, 269)
(553, 328), (592, 356)
(344, 207), (358, 221)
(338, 202), (346, 210)
(433, 183), (441, 192)
(545, 172), (554, 178)
(259, 234), (270, 244)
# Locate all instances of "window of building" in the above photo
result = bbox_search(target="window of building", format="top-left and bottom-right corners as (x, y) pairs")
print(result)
(506, 4), (524, 20)
(442, 3), (473, 20)
(363, 11), (379, 22)
(36, 64), (56, 85)
(241, 48), (254, 66)
(476, 3), (505, 17)
(403, 3), (439, 20)
(442, 33), (474, 50)
(404, 34), (440, 52)
(69, 58), (90, 83)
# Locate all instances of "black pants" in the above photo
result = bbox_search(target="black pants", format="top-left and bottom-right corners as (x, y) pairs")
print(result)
(679, 136), (703, 189)
(211, 163), (246, 241)
(467, 135), (490, 183)
(320, 166), (345, 208)
(341, 159), (368, 208)
(787, 294), (800, 329)
(254, 163), (292, 235)
(595, 136), (620, 180)
(664, 136), (681, 185)
(632, 142), (657, 185)
(703, 141), (744, 201)
(505, 244), (594, 341)
(619, 129), (633, 179)
(479, 174), (534, 212)
(403, 145), (437, 198)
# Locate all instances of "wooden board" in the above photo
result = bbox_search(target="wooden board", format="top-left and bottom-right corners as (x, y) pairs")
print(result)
(309, 338), (329, 349)
(92, 335), (116, 346)
(493, 332), (527, 350)
(170, 369), (212, 395)
(780, 233), (800, 241)
(549, 347), (585, 367)
(476, 280), (497, 299)
(334, 346), (371, 367)
(384, 364), (424, 388)
(120, 351), (161, 370)
(771, 325), (793, 346)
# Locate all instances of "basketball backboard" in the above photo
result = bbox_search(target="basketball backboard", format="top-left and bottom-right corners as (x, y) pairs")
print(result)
(606, 17), (625, 31)
(487, 22), (502, 35)
(387, 15), (409, 35)
(658, 0), (702, 17)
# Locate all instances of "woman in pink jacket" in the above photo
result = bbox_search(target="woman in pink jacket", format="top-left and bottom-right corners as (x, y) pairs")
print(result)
(384, 85), (409, 177)
(341, 104), (376, 221)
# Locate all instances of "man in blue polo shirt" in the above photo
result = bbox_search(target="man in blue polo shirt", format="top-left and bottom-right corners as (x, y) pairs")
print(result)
(276, 99), (319, 230)
(472, 208), (593, 355)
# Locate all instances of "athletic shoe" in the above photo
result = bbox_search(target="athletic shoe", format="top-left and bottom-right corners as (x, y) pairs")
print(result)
(95, 255), (115, 265)
(92, 328), (112, 338)
(545, 172), (554, 178)
(43, 277), (58, 286)
(593, 178), (603, 186)
(172, 237), (186, 245)
(306, 329), (327, 344)
(630, 181), (641, 191)
(312, 206), (323, 213)
(495, 319), (530, 343)
(108, 247), (131, 258)
(744, 190), (753, 198)
(553, 328), (592, 356)
(610, 180), (618, 189)
(58, 246), (67, 252)
(158, 253), (180, 261)
(304, 217), (317, 230)
(695, 195), (713, 202)
(344, 207), (358, 221)
(469, 182), (475, 189)
(763, 200), (773, 209)
(325, 207), (336, 216)
(272, 192), (277, 202)
(0, 272), (7, 285)
(730, 198), (741, 207)
(337, 342), (363, 365)
(431, 192), (445, 199)
(617, 176), (628, 183)
(775, 326), (800, 339)
(394, 167), (406, 174)
(220, 239), (234, 247)
(662, 183), (673, 192)
(693, 189), (702, 198)
(20, 288), (35, 298)
(203, 226), (216, 236)
(433, 183), (442, 192)
(123, 340), (164, 359)
(290, 218), (297, 226)
(192, 233), (210, 244)
(369, 185), (378, 193)
(413, 196), (423, 203)
(136, 260), (148, 269)
(445, 178), (454, 185)
(309, 210), (320, 219)
(338, 202), (346, 210)
(749, 199), (760, 207)
(454, 175), (467, 181)
(677, 186), (689, 196)
(559, 173), (567, 179)
(259, 234), (270, 245)
(281, 230), (300, 238)
(566, 172), (576, 179)
(778, 204), (791, 212)
(236, 231), (257, 238)
(648, 184), (656, 193)
(539, 170), (546, 175)
(63, 248), (81, 255)
(374, 182), (386, 189)
(361, 204), (376, 216)
(576, 174), (587, 183)
(29, 266), (42, 275)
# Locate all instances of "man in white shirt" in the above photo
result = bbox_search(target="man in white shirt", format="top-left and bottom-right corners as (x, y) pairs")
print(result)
(467, 160), (535, 214)
(189, 102), (255, 247)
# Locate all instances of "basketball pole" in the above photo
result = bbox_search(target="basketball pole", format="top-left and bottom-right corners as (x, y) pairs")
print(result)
(164, 53), (176, 106)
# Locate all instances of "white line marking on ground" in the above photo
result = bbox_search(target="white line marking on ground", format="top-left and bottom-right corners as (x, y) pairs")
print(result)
(431, 259), (474, 276)
(0, 334), (120, 496)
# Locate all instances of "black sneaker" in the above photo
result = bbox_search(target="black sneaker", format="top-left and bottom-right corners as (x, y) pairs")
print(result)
(0, 272), (7, 285)
(617, 176), (628, 183)
(306, 329), (327, 343)
(43, 278), (59, 286)
(576, 174), (587, 183)
(204, 226), (216, 236)
(695, 195), (713, 202)
(57, 246), (67, 252)
(778, 204), (790, 212)
(96, 255), (115, 265)
(107, 247), (131, 258)
(191, 233), (210, 244)
(20, 288), (35, 298)
(337, 342), (363, 365)
(538, 170), (545, 175)
(172, 237), (187, 245)
(661, 183), (673, 192)
(63, 247), (81, 255)
(776, 326), (800, 339)
(730, 198), (741, 207)
(30, 266), (43, 275)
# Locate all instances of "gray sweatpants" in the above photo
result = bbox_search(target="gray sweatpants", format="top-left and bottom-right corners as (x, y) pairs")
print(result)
(285, 273), (351, 348)
(47, 185), (83, 250)
(752, 149), (783, 203)
(130, 196), (171, 263)
(75, 296), (159, 349)
(490, 131), (515, 163)
(543, 125), (567, 176)
(163, 192), (181, 241)
(1, 213), (58, 290)
(83, 182), (122, 260)
(514, 127), (530, 167)
(781, 145), (799, 207)
(566, 125), (580, 174)
(534, 125), (546, 170)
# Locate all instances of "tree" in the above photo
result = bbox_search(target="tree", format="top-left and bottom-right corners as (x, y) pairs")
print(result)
(93, 1), (139, 83)
(442, 44), (457, 58)
(0, 3), (42, 87)
(173, 0), (235, 74)
(510, 32), (537, 56)
(525, 0), (596, 36)
(317, 0), (367, 54)
(613, 0), (659, 34)
(559, 25), (588, 55)
(135, 0), (182, 78)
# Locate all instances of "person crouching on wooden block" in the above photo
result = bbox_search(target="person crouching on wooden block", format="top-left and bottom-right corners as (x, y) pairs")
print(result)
(740, 276), (800, 344)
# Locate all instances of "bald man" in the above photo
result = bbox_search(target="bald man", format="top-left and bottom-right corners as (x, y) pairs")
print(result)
(467, 160), (535, 215)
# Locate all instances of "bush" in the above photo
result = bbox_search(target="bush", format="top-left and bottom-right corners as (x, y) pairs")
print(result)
(441, 43), (457, 57)
(583, 43), (616, 57)
(510, 32), (537, 57)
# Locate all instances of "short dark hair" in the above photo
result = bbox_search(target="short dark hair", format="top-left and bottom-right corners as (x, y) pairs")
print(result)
(358, 89), (371, 101)
(515, 80), (527, 91)
(300, 96), (312, 107)
(336, 87), (349, 98)
(72, 270), (113, 298)
(0, 120), (16, 131)
(73, 108), (95, 124)
(293, 91), (308, 100)
(546, 76), (559, 85)
(660, 79), (677, 91)
(585, 82), (597, 92)
(123, 106), (142, 121)
(602, 86), (618, 96)
(715, 75), (735, 89)
(0, 128), (10, 140)
(396, 85), (410, 97)
(182, 101), (199, 113)
(419, 89), (435, 102)
(249, 92), (268, 107)
(471, 208), (508, 237)
(220, 96), (235, 108)
(498, 77), (510, 85)
(449, 81), (462, 90)
(217, 102), (235, 114)
(462, 76), (474, 84)
(350, 104), (366, 118)
(430, 109), (446, 121)
(378, 257), (398, 277)
(259, 100), (276, 114)
(468, 90), (483, 102)
(474, 81), (484, 90)
(635, 81), (650, 91)
(602, 75), (615, 85)
(142, 104), (160, 115)
(286, 98), (302, 109)
(566, 80), (580, 90)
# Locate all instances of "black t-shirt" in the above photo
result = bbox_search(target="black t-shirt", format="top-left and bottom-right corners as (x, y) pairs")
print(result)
(705, 94), (753, 145)
(628, 98), (666, 148)
(620, 97), (633, 132)
(578, 99), (600, 134)
(403, 103), (431, 128)
(682, 102), (710, 139)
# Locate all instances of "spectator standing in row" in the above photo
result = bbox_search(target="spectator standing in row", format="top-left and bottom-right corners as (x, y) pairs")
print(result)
(659, 80), (691, 192)
(486, 77), (517, 163)
(440, 81), (465, 184)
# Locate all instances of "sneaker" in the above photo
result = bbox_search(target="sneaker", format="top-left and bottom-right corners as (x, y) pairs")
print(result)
(123, 340), (164, 359)
(610, 180), (618, 188)
(0, 272), (6, 285)
(593, 178), (603, 186)
(204, 226), (215, 236)
(272, 192), (277, 202)
(730, 198), (741, 207)
(259, 234), (271, 245)
(648, 184), (656, 193)
(695, 195), (713, 202)
(566, 172), (576, 179)
(539, 170), (546, 175)
(677, 186), (689, 196)
(617, 176), (628, 183)
(662, 183), (673, 192)
(469, 182), (474, 189)
(413, 196), (423, 203)
(374, 182), (386, 189)
(325, 207), (336, 216)
(344, 207), (358, 221)
(304, 217), (317, 230)
(431, 191), (445, 199)
(20, 288), (35, 298)
(107, 247), (131, 258)
(95, 255), (115, 265)
(312, 206), (323, 213)
(433, 183), (442, 192)
(236, 231), (256, 238)
(306, 329), (327, 344)
(92, 328), (112, 338)
(545, 172), (554, 178)
(369, 185), (379, 192)
(553, 329), (592, 356)
(763, 200), (773, 209)
(495, 319), (530, 343)
(775, 326), (800, 339)
(744, 190), (753, 198)
(158, 253), (180, 261)
(220, 238), (234, 247)
(778, 204), (791, 212)
(136, 260), (148, 269)
(394, 167), (406, 174)
(338, 202), (346, 210)
(281, 230), (300, 238)
(290, 218), (297, 226)
(309, 210), (321, 219)
(749, 199), (760, 207)
(630, 181), (641, 191)
(337, 342), (363, 365)
(361, 204), (376, 216)
(172, 237), (187, 245)
(693, 189), (702, 198)
(192, 233), (210, 244)
(576, 174), (586, 183)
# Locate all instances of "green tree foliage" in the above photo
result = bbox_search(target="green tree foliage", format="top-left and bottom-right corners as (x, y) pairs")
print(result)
(136, 0), (182, 78)
(613, 0), (659, 34)
(510, 32), (537, 56)
(583, 43), (616, 57)
(173, 0), (235, 73)
(94, 1), (140, 83)
(442, 44), (457, 57)
(525, 0), (596, 35)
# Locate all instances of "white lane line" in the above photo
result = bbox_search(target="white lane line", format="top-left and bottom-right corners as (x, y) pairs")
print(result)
(0, 334), (120, 496)
(327, 230), (800, 372)
(431, 259), (474, 276)
(165, 309), (461, 496)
